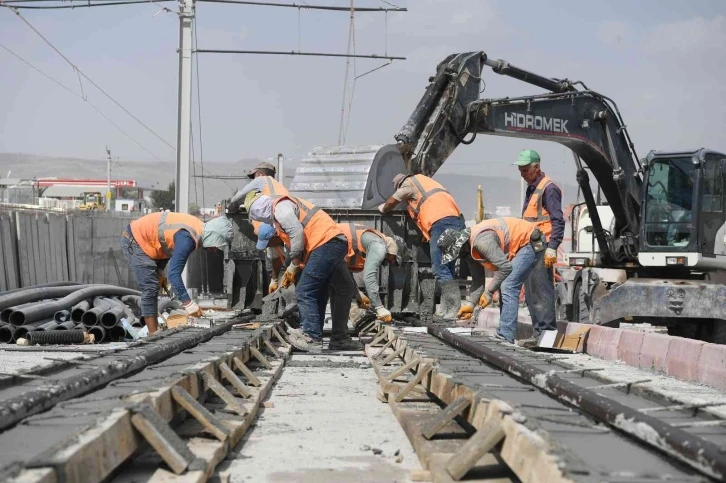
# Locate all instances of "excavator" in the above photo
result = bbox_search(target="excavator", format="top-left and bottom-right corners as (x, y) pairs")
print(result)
(393, 51), (726, 343)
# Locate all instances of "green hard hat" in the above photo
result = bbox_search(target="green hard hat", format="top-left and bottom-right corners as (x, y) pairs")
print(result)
(515, 149), (541, 166)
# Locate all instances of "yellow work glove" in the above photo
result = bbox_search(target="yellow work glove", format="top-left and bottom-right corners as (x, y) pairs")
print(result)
(183, 301), (202, 317)
(478, 291), (493, 309)
(281, 263), (300, 288)
(375, 306), (392, 323)
(269, 279), (279, 293)
(357, 292), (371, 310)
(457, 301), (475, 320)
(544, 248), (558, 268)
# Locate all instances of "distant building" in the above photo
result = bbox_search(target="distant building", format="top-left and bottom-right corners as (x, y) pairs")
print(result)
(39, 178), (157, 211)
(0, 179), (35, 205)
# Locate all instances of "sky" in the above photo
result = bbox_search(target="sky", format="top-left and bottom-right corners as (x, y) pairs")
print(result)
(1, 0), (725, 186)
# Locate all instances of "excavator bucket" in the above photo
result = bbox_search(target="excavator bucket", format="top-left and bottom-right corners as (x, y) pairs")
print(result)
(288, 144), (406, 209)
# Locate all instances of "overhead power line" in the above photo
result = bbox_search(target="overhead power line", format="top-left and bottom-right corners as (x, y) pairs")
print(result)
(0, 42), (166, 161)
(0, 0), (173, 9)
(194, 49), (404, 60)
(196, 0), (405, 12)
(6, 6), (176, 152)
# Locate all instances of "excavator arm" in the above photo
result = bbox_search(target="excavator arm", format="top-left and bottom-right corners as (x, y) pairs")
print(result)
(395, 51), (643, 263)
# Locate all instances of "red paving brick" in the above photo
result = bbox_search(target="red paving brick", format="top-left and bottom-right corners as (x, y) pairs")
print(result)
(593, 326), (623, 361)
(638, 333), (671, 373)
(696, 344), (726, 390)
(665, 337), (705, 381)
(583, 325), (603, 355)
(616, 331), (645, 367)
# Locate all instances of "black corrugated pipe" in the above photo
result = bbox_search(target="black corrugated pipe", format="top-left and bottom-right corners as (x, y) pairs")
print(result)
(57, 321), (78, 330)
(0, 285), (91, 311)
(0, 281), (82, 297)
(0, 325), (16, 343)
(54, 310), (71, 322)
(7, 286), (140, 327)
(29, 329), (86, 345)
(70, 300), (91, 322)
(87, 325), (106, 342)
(81, 297), (117, 326)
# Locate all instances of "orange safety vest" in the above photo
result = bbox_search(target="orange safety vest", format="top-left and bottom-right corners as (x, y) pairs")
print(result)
(130, 212), (204, 260)
(405, 175), (461, 241)
(337, 222), (386, 272)
(272, 196), (343, 264)
(469, 217), (536, 272)
(258, 176), (289, 199)
(522, 175), (557, 238)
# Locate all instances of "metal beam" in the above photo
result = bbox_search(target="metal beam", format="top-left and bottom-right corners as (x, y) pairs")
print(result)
(196, 0), (406, 12)
(195, 49), (405, 60)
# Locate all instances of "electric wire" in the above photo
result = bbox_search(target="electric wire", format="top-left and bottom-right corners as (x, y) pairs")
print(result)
(0, 42), (165, 162)
(7, 7), (176, 152)
(1, 0), (175, 9)
(194, 0), (406, 12)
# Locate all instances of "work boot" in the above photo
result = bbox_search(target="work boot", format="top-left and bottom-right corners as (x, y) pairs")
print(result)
(288, 331), (323, 353)
(328, 337), (364, 351)
(441, 280), (462, 321)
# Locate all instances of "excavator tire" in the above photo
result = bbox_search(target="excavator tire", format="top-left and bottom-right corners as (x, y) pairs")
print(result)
(573, 279), (590, 323)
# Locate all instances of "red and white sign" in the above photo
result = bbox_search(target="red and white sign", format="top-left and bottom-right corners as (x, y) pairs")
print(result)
(36, 178), (136, 188)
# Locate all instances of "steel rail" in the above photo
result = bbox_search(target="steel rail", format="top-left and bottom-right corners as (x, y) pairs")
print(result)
(407, 318), (725, 481)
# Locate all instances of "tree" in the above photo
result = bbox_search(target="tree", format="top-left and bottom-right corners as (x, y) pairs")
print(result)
(151, 181), (175, 211)
(189, 203), (201, 216)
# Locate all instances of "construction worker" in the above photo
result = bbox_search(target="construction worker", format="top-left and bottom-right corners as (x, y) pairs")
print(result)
(253, 221), (287, 293)
(517, 150), (564, 340)
(228, 161), (288, 211)
(245, 191), (360, 353)
(120, 213), (233, 335)
(378, 173), (464, 321)
(437, 217), (546, 345)
(338, 223), (404, 323)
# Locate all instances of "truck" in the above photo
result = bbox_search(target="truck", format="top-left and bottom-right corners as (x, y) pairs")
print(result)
(78, 191), (105, 211)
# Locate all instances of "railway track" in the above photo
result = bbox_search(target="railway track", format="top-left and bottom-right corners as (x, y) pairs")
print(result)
(0, 316), (291, 483)
(360, 317), (726, 482)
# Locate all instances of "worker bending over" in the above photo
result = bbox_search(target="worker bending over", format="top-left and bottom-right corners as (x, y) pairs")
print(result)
(378, 173), (465, 321)
(245, 191), (360, 352)
(121, 212), (233, 335)
(517, 149), (564, 339)
(253, 221), (287, 293)
(338, 223), (403, 323)
(228, 161), (289, 212)
(438, 217), (545, 345)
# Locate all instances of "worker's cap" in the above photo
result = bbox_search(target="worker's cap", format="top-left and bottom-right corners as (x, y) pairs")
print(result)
(438, 227), (471, 265)
(243, 191), (262, 212)
(514, 149), (541, 166)
(392, 173), (410, 190)
(247, 161), (277, 179)
(202, 216), (234, 248)
(383, 235), (406, 266)
(255, 223), (276, 250)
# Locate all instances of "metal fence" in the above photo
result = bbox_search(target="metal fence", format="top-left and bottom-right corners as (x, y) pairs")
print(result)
(0, 210), (141, 292)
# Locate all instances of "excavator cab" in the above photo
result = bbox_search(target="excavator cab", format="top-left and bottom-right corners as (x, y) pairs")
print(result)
(639, 149), (726, 269)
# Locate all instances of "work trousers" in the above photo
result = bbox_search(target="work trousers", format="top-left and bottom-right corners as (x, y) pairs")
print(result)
(497, 244), (543, 342)
(524, 259), (556, 336)
(120, 230), (160, 317)
(428, 216), (466, 283)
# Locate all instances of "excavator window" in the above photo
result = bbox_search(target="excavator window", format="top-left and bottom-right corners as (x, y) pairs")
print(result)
(644, 157), (695, 247)
(698, 155), (726, 255)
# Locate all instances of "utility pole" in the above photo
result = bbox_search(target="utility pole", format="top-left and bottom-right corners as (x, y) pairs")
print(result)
(277, 153), (284, 185)
(175, 0), (194, 214)
(106, 146), (112, 211)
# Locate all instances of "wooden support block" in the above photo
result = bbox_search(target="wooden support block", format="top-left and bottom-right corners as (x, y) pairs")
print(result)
(359, 321), (376, 335)
(369, 330), (388, 347)
(380, 342), (408, 367)
(7, 469), (56, 483)
(130, 406), (197, 475)
(385, 358), (420, 383)
(250, 347), (273, 369)
(373, 336), (397, 359)
(445, 419), (505, 481)
(233, 357), (261, 387)
(218, 362), (252, 399)
(394, 363), (433, 403)
(201, 373), (248, 417)
(410, 470), (432, 482)
(271, 326), (290, 347)
(171, 386), (230, 442)
(263, 339), (281, 359)
(422, 396), (472, 441)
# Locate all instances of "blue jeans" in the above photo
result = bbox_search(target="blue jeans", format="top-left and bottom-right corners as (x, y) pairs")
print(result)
(296, 239), (351, 340)
(524, 260), (556, 336)
(428, 216), (466, 282)
(120, 230), (160, 317)
(497, 244), (543, 342)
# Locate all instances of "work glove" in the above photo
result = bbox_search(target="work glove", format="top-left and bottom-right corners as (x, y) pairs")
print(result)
(357, 291), (371, 310)
(478, 291), (493, 309)
(183, 301), (202, 317)
(457, 301), (475, 320)
(375, 306), (392, 323)
(269, 279), (279, 293)
(281, 263), (300, 288)
(377, 203), (386, 213)
(544, 248), (558, 268)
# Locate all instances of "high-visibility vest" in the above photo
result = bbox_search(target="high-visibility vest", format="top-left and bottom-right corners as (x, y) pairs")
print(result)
(469, 217), (536, 272)
(337, 223), (386, 272)
(258, 176), (290, 199)
(522, 175), (557, 238)
(405, 175), (461, 241)
(130, 212), (204, 260)
(272, 196), (343, 264)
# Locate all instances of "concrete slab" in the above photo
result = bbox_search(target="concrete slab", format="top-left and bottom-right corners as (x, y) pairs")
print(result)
(221, 349), (421, 482)
(0, 349), (87, 374)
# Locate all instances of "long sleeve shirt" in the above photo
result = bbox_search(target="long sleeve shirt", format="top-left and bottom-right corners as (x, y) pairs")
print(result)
(229, 178), (266, 209)
(466, 231), (512, 302)
(522, 172), (565, 250)
(168, 229), (197, 303)
(273, 200), (305, 261)
(360, 231), (387, 307)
